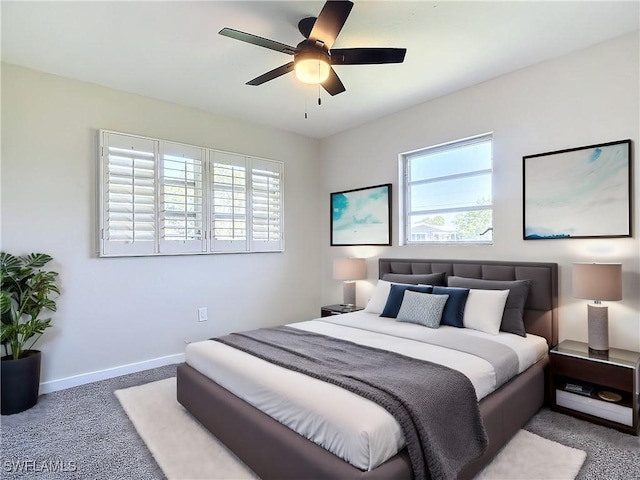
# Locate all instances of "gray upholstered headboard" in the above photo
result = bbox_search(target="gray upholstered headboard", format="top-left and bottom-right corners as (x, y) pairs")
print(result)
(378, 258), (558, 347)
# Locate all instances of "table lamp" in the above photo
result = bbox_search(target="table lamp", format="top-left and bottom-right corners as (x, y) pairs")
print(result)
(572, 263), (622, 354)
(333, 258), (367, 307)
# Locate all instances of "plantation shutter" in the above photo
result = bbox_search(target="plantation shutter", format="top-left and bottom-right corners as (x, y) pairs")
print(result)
(250, 158), (283, 252)
(159, 142), (206, 253)
(98, 129), (284, 257)
(210, 151), (248, 252)
(101, 132), (158, 256)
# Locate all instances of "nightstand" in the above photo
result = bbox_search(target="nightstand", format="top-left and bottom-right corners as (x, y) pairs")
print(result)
(320, 304), (364, 317)
(549, 340), (639, 435)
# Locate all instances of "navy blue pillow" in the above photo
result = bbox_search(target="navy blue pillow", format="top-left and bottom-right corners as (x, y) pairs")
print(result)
(380, 284), (433, 318)
(432, 286), (470, 328)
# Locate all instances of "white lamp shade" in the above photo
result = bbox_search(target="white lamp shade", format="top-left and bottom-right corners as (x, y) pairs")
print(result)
(294, 51), (330, 84)
(333, 258), (367, 281)
(295, 58), (330, 84)
(573, 263), (622, 301)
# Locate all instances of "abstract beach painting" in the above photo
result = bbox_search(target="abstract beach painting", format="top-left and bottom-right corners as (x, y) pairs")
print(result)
(331, 184), (391, 246)
(523, 140), (631, 239)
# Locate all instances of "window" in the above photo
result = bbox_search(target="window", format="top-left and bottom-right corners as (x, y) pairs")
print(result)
(211, 151), (248, 252)
(251, 159), (283, 251)
(160, 142), (206, 253)
(101, 133), (157, 256)
(400, 134), (493, 244)
(99, 130), (284, 256)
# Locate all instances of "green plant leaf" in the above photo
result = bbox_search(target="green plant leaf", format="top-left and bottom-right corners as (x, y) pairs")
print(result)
(21, 253), (54, 270)
(0, 322), (17, 343)
(0, 252), (21, 275)
(0, 251), (59, 358)
(0, 290), (12, 315)
(39, 298), (57, 312)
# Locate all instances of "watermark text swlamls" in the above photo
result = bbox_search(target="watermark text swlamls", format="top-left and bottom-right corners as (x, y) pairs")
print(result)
(3, 459), (77, 473)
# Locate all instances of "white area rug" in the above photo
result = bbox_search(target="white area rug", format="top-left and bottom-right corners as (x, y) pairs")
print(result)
(116, 377), (586, 480)
(476, 429), (586, 480)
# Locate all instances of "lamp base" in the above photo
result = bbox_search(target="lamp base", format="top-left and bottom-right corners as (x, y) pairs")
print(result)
(342, 281), (356, 307)
(588, 348), (609, 360)
(587, 303), (609, 352)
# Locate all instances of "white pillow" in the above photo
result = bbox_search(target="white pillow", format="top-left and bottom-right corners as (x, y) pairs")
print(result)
(364, 280), (394, 314)
(365, 279), (418, 314)
(462, 289), (510, 335)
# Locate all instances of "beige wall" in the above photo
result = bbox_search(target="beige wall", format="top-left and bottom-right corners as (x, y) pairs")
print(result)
(1, 64), (322, 386)
(320, 32), (640, 352)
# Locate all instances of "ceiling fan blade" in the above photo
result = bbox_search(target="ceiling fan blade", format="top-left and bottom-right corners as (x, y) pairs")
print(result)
(331, 48), (407, 65)
(246, 62), (295, 86)
(309, 1), (354, 50)
(321, 67), (346, 96)
(219, 28), (297, 55)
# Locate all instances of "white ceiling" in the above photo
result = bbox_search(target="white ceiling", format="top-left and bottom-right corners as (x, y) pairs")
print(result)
(2, 1), (639, 139)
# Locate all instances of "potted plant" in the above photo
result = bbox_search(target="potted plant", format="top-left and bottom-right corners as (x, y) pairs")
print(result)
(1, 252), (59, 415)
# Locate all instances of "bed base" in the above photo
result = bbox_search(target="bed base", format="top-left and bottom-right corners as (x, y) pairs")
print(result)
(177, 356), (547, 480)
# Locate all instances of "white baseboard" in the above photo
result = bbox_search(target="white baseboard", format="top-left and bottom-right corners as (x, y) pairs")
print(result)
(39, 353), (185, 394)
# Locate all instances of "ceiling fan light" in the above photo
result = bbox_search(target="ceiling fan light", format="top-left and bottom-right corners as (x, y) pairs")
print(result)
(295, 55), (330, 84)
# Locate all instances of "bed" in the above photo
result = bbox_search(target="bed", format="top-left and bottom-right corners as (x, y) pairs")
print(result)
(177, 258), (558, 480)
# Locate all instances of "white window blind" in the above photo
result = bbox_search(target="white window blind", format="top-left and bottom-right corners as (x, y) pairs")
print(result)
(98, 130), (284, 257)
(401, 133), (493, 245)
(101, 133), (158, 256)
(160, 142), (206, 253)
(211, 152), (248, 252)
(251, 158), (283, 251)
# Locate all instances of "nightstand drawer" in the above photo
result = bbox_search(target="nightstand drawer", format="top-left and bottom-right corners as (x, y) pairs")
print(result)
(556, 390), (633, 427)
(551, 354), (633, 391)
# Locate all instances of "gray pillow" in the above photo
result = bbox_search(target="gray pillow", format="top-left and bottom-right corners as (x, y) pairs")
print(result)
(447, 277), (532, 336)
(382, 272), (446, 286)
(396, 291), (449, 328)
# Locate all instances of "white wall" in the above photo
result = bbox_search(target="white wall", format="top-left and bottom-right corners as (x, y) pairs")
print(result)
(320, 32), (640, 352)
(1, 64), (322, 386)
(2, 31), (639, 389)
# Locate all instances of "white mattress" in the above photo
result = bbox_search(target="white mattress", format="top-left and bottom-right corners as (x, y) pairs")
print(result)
(185, 311), (548, 472)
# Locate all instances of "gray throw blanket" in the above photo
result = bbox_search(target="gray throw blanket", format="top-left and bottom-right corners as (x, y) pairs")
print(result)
(213, 326), (488, 480)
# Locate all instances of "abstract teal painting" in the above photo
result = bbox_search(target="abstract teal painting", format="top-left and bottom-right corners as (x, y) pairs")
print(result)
(331, 184), (391, 245)
(523, 139), (631, 239)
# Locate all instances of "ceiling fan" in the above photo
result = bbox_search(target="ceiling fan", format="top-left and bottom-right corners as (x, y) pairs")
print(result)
(219, 0), (407, 96)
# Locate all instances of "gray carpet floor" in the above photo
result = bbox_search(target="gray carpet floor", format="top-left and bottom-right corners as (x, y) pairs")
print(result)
(1, 364), (638, 479)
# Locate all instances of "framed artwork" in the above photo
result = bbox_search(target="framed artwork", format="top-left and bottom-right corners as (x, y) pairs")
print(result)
(523, 139), (631, 240)
(331, 183), (392, 246)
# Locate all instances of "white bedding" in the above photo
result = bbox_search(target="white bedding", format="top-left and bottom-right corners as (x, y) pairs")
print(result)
(185, 311), (548, 472)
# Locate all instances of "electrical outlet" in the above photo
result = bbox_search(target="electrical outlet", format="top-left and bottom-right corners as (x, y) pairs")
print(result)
(198, 307), (208, 322)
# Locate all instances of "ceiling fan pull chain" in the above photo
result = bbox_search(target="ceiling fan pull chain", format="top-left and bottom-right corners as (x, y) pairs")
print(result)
(318, 83), (322, 106)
